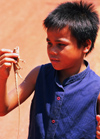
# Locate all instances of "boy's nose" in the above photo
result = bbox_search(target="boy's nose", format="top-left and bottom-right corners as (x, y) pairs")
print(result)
(49, 46), (58, 55)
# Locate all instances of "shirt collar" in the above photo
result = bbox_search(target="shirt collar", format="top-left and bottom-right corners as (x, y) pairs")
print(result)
(55, 60), (90, 87)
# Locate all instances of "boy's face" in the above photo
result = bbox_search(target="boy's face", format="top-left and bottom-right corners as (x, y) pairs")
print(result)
(46, 26), (86, 72)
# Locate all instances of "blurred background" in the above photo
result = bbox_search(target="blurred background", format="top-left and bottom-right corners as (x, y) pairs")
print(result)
(0, 0), (100, 139)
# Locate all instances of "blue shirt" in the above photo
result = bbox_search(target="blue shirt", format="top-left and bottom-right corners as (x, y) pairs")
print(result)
(28, 61), (100, 139)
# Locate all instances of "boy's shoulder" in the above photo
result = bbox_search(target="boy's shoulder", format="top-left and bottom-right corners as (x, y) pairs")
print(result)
(88, 69), (100, 89)
(89, 69), (100, 81)
(85, 60), (100, 83)
(38, 63), (54, 77)
(41, 63), (52, 68)
(40, 63), (54, 72)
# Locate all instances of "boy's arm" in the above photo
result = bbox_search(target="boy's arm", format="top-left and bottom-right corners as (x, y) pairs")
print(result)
(6, 66), (41, 113)
(0, 49), (40, 116)
(0, 48), (17, 115)
(96, 93), (100, 139)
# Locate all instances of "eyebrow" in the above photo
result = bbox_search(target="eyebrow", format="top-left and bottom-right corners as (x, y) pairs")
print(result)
(46, 38), (70, 43)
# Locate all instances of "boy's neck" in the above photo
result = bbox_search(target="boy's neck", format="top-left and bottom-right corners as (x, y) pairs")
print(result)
(57, 60), (87, 84)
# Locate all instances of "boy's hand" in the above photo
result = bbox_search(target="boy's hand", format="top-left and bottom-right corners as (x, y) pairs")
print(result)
(0, 49), (18, 80)
(96, 115), (100, 139)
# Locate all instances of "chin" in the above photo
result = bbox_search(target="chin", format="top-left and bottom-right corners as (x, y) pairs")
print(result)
(51, 64), (62, 71)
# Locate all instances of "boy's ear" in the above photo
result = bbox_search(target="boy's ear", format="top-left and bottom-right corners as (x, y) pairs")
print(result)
(83, 39), (92, 54)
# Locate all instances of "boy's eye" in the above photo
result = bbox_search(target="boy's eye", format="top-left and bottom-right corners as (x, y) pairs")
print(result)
(58, 43), (65, 46)
(57, 43), (66, 48)
(47, 41), (52, 46)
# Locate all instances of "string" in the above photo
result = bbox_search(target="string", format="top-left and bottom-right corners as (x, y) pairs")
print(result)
(14, 72), (20, 139)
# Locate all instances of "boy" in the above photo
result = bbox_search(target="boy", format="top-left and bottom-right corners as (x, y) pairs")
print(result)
(0, 0), (100, 138)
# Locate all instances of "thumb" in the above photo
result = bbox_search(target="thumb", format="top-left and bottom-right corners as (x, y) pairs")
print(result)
(96, 115), (100, 122)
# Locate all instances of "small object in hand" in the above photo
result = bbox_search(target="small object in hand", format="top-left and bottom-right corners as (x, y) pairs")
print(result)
(13, 47), (25, 78)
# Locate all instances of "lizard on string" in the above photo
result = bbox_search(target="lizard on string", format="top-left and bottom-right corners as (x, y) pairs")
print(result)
(13, 47), (25, 139)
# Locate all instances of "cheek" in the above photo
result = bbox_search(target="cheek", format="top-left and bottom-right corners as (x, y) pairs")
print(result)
(47, 47), (51, 59)
(47, 46), (50, 53)
(60, 48), (82, 60)
(47, 48), (49, 57)
(47, 45), (49, 53)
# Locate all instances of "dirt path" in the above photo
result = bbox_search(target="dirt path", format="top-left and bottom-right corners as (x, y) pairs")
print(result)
(0, 0), (100, 139)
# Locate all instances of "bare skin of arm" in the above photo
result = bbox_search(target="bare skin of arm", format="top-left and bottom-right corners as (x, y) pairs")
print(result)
(96, 93), (100, 139)
(0, 49), (40, 116)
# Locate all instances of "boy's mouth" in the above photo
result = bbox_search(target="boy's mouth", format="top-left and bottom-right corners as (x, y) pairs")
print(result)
(50, 58), (60, 63)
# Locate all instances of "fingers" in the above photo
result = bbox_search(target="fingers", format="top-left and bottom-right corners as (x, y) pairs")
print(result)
(96, 115), (100, 139)
(0, 49), (19, 65)
(0, 54), (17, 66)
(96, 133), (100, 139)
(0, 49), (18, 58)
(0, 48), (19, 79)
(0, 49), (13, 55)
(96, 115), (100, 122)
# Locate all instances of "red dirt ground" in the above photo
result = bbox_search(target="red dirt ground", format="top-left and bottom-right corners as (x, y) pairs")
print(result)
(0, 0), (100, 139)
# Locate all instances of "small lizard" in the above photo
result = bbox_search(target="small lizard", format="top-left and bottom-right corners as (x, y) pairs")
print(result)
(13, 47), (23, 78)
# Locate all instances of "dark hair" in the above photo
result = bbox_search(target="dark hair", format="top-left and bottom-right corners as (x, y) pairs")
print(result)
(43, 1), (99, 55)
